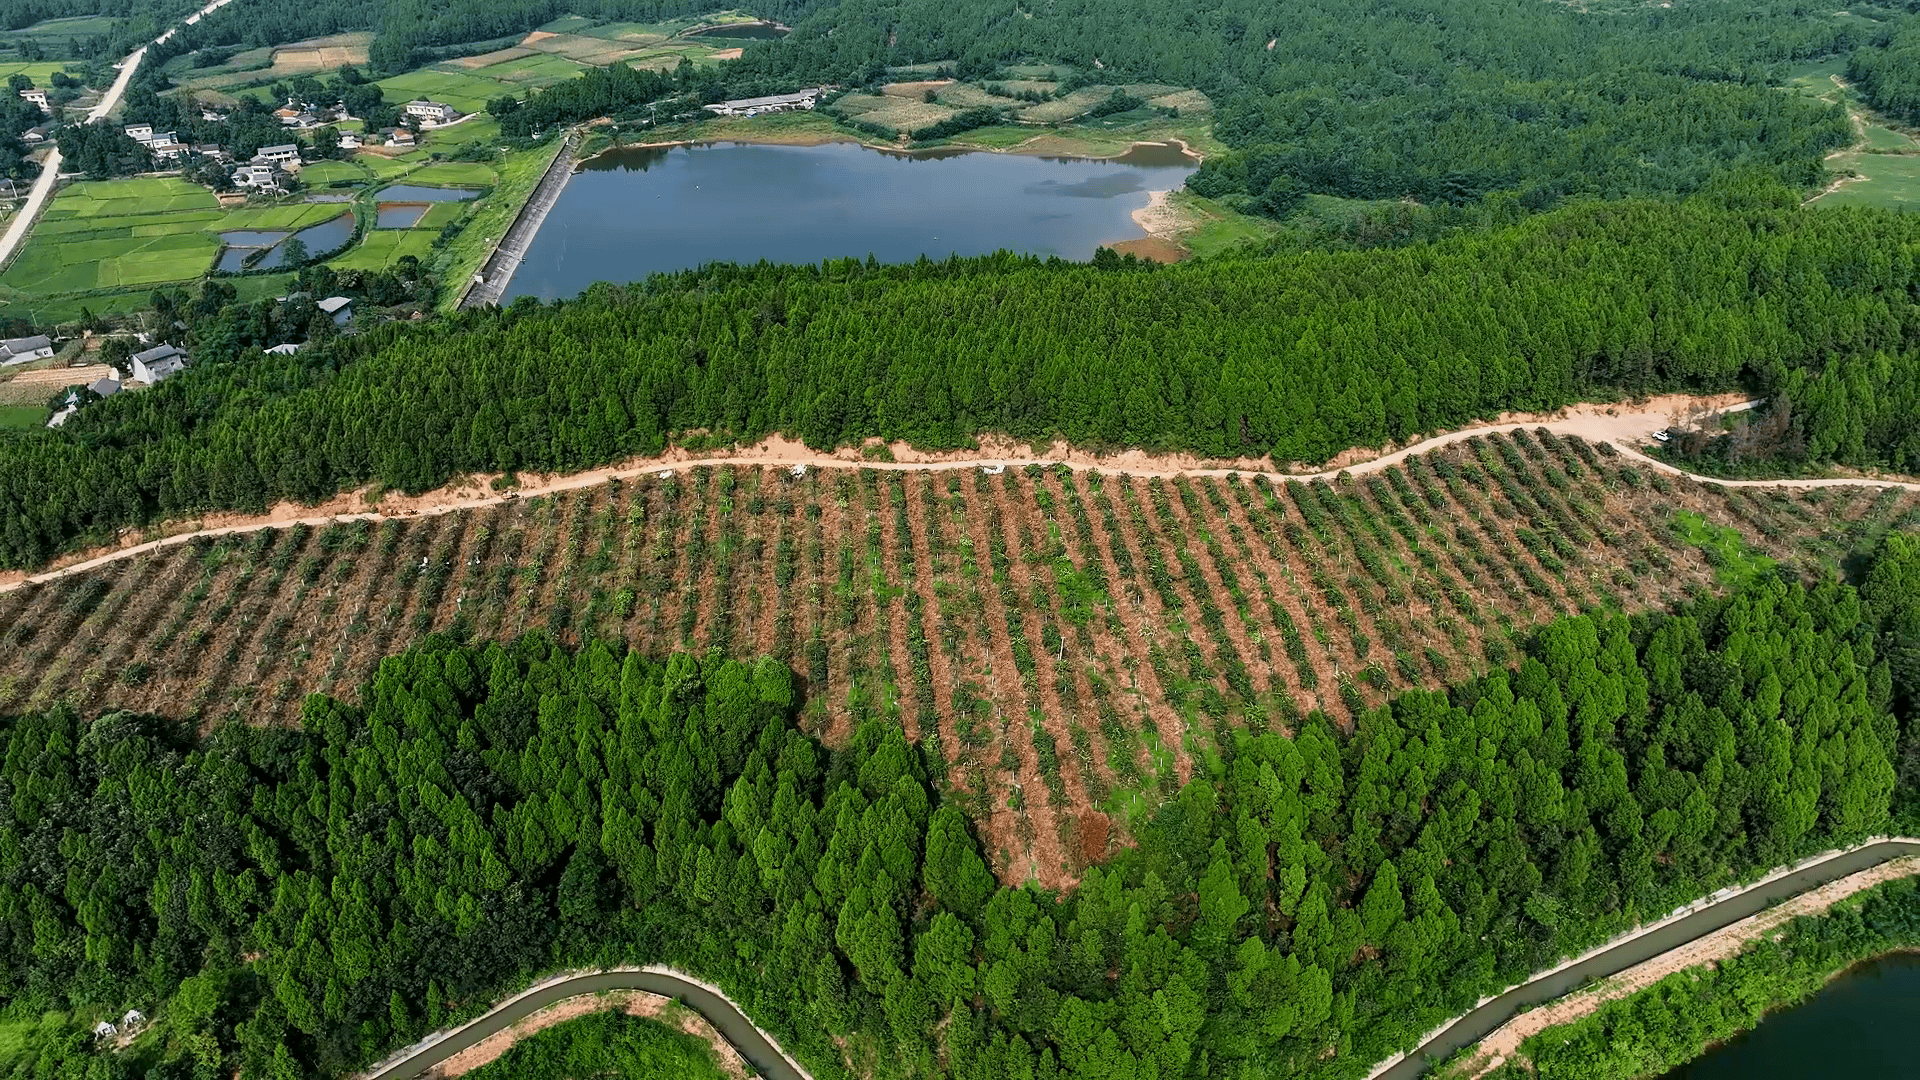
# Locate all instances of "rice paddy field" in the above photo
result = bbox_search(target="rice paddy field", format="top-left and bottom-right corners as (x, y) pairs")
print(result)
(0, 150), (502, 325)
(3, 431), (1912, 885)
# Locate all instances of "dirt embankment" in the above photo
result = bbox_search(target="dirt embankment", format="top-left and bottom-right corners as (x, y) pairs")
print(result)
(8, 394), (1918, 595)
(1452, 855), (1920, 1079)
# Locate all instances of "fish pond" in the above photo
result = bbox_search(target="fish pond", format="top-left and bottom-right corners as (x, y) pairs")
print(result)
(214, 214), (355, 272)
(501, 140), (1197, 302)
(1659, 952), (1920, 1079)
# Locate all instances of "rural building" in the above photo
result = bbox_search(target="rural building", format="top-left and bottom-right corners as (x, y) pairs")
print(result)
(404, 99), (459, 124)
(702, 88), (825, 117)
(384, 128), (416, 148)
(120, 1010), (144, 1030)
(130, 129), (175, 146)
(124, 124), (153, 141)
(92, 1020), (115, 1040)
(263, 342), (302, 355)
(253, 144), (301, 164)
(21, 126), (46, 145)
(150, 141), (187, 159)
(130, 344), (188, 384)
(0, 334), (54, 363)
(338, 132), (360, 150)
(231, 164), (283, 191)
(88, 377), (120, 398)
(318, 296), (354, 325)
(19, 88), (48, 113)
(192, 143), (226, 159)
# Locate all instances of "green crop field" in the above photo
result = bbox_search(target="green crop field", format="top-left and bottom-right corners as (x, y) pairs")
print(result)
(402, 162), (497, 188)
(329, 229), (435, 269)
(374, 71), (501, 114)
(0, 406), (43, 431)
(298, 161), (369, 186)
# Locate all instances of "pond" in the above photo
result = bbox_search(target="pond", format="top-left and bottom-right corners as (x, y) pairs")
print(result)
(1659, 953), (1920, 1079)
(375, 185), (479, 202)
(376, 203), (429, 228)
(213, 214), (355, 272)
(502, 140), (1197, 303)
(289, 213), (354, 256)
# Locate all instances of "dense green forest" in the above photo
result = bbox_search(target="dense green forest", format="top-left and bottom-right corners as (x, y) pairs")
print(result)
(6, 190), (1919, 569)
(137, 0), (1906, 209)
(1487, 876), (1920, 1080)
(0, 560), (1913, 1079)
(459, 1008), (733, 1080)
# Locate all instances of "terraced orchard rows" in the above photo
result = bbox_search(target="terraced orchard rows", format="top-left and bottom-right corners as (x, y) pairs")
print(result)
(3, 430), (1915, 887)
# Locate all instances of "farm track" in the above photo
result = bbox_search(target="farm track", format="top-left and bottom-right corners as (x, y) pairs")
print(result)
(1, 417), (1917, 882)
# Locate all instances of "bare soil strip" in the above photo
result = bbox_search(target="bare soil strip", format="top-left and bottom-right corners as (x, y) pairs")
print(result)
(19, 394), (1912, 595)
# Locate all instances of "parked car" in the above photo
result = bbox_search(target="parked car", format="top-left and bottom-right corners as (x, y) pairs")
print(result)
(1652, 429), (1672, 442)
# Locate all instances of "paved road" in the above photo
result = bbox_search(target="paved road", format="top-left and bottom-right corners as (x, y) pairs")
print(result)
(359, 967), (811, 1080)
(0, 0), (242, 270)
(1372, 838), (1920, 1078)
(358, 842), (1920, 1080)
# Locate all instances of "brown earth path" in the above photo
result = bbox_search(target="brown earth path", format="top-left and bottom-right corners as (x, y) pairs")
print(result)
(11, 394), (1919, 595)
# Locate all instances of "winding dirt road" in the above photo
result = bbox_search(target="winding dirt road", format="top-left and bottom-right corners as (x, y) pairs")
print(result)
(6, 393), (1916, 594)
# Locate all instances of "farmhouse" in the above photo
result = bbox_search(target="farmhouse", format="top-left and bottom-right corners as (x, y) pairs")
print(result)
(253, 144), (301, 165)
(403, 100), (459, 124)
(702, 88), (825, 117)
(264, 342), (302, 355)
(88, 377), (121, 398)
(150, 141), (187, 159)
(130, 344), (188, 384)
(317, 296), (354, 325)
(18, 88), (48, 113)
(384, 128), (415, 148)
(123, 124), (153, 141)
(231, 164), (284, 191)
(338, 132), (361, 150)
(0, 334), (54, 363)
(21, 126), (47, 145)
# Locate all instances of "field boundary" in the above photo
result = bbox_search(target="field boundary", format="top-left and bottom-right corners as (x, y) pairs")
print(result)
(8, 394), (1919, 590)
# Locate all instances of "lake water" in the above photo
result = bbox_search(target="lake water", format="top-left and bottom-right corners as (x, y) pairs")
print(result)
(501, 140), (1197, 302)
(376, 185), (479, 202)
(1659, 953), (1920, 1079)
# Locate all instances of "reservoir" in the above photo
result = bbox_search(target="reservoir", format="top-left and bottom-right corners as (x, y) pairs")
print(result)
(1660, 952), (1920, 1079)
(501, 140), (1197, 302)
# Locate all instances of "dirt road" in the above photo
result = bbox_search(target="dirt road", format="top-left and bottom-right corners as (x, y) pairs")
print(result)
(5, 393), (1915, 593)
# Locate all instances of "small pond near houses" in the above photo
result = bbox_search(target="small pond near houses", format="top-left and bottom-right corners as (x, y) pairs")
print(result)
(501, 139), (1197, 302)
(376, 204), (429, 228)
(1658, 952), (1920, 1079)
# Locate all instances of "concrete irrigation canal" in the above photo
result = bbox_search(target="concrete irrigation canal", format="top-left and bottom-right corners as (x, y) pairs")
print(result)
(361, 840), (1920, 1080)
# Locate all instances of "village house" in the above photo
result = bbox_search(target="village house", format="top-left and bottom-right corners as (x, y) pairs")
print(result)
(253, 143), (301, 165)
(384, 127), (416, 148)
(88, 376), (120, 398)
(338, 132), (361, 150)
(702, 87), (826, 117)
(123, 124), (153, 141)
(92, 1020), (115, 1040)
(231, 163), (283, 191)
(201, 107), (226, 122)
(192, 142), (227, 160)
(18, 87), (48, 113)
(21, 126), (47, 145)
(403, 99), (458, 124)
(263, 342), (302, 355)
(130, 344), (188, 384)
(0, 334), (54, 364)
(150, 141), (187, 159)
(317, 296), (354, 325)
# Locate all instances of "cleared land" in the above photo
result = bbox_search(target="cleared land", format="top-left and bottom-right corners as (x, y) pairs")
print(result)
(2, 432), (1912, 888)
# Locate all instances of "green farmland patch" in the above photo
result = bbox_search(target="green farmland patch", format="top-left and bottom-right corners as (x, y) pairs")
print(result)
(1816, 152), (1920, 209)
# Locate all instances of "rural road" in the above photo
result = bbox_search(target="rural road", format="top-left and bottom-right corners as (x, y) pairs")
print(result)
(10, 393), (1918, 594)
(1371, 837), (1920, 1079)
(357, 966), (813, 1080)
(0, 0), (242, 269)
(354, 840), (1920, 1080)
